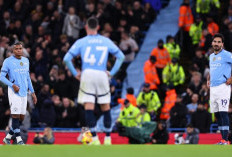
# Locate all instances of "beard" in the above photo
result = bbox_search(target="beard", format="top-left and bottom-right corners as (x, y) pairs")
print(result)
(213, 45), (222, 51)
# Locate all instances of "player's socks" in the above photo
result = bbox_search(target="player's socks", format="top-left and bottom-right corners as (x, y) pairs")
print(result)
(12, 118), (22, 142)
(103, 110), (111, 129)
(215, 112), (223, 138)
(219, 112), (230, 141)
(5, 127), (14, 139)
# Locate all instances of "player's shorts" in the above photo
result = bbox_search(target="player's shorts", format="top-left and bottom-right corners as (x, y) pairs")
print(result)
(78, 69), (110, 105)
(210, 83), (231, 113)
(8, 87), (27, 115)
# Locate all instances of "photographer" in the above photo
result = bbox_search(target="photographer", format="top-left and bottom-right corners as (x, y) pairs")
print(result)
(33, 127), (55, 144)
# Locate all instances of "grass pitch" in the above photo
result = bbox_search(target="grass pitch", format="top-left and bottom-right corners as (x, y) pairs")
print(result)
(0, 145), (231, 157)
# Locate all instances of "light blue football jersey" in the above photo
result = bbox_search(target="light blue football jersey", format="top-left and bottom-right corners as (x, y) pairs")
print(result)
(209, 49), (232, 87)
(67, 34), (123, 71)
(0, 56), (34, 97)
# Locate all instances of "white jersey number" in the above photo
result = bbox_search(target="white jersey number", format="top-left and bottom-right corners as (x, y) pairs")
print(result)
(84, 46), (107, 65)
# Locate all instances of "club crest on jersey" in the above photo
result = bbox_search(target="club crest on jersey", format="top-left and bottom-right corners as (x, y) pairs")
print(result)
(213, 57), (216, 61)
(20, 62), (23, 66)
(218, 57), (221, 60)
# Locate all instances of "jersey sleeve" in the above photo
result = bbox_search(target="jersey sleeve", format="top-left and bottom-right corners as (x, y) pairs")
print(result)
(225, 52), (232, 64)
(0, 59), (13, 87)
(27, 59), (35, 93)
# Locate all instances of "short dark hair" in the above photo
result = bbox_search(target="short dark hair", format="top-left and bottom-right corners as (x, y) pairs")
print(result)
(13, 41), (23, 46)
(87, 17), (99, 29)
(212, 33), (224, 43)
(126, 87), (134, 94)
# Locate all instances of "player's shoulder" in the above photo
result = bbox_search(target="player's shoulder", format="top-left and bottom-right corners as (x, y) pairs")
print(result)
(3, 56), (13, 62)
(222, 49), (232, 55)
(21, 56), (29, 62)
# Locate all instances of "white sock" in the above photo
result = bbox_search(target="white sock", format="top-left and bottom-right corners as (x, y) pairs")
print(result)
(105, 136), (111, 140)
(6, 133), (13, 139)
(92, 136), (99, 141)
(16, 136), (23, 143)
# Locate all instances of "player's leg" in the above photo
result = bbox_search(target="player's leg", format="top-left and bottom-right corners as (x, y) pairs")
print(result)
(216, 84), (230, 144)
(84, 102), (100, 144)
(100, 103), (112, 145)
(96, 71), (111, 145)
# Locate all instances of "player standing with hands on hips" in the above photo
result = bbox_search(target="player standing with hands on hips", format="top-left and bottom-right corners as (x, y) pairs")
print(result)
(63, 17), (125, 145)
(208, 33), (232, 145)
(0, 42), (37, 145)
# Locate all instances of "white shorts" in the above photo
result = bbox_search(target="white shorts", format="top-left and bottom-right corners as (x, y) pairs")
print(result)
(78, 69), (110, 105)
(8, 87), (27, 115)
(210, 83), (231, 113)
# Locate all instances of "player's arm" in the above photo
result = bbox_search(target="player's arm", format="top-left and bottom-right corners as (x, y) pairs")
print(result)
(207, 74), (210, 87)
(108, 40), (125, 76)
(27, 69), (37, 104)
(63, 41), (81, 79)
(0, 60), (14, 87)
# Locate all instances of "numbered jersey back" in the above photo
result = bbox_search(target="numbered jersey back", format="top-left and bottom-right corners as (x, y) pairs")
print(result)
(68, 34), (120, 72)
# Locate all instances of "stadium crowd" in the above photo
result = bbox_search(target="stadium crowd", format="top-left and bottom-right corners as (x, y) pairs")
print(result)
(0, 0), (232, 144)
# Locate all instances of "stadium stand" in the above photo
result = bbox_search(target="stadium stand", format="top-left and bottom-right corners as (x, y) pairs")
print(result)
(1, 0), (232, 145)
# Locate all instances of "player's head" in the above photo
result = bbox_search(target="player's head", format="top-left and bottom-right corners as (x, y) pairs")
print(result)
(212, 33), (224, 52)
(12, 41), (23, 57)
(86, 17), (99, 33)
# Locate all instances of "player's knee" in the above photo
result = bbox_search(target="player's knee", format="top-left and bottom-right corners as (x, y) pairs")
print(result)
(85, 110), (96, 128)
(103, 110), (111, 128)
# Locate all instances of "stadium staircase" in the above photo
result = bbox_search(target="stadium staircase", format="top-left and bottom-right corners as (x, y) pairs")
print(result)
(122, 0), (182, 97)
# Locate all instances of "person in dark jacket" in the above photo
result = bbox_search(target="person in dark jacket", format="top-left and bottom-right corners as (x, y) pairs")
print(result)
(170, 94), (188, 128)
(191, 103), (211, 133)
(185, 124), (199, 144)
(33, 127), (55, 144)
(152, 121), (169, 144)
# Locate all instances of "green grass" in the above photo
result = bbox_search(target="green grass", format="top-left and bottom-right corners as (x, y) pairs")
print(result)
(0, 145), (232, 157)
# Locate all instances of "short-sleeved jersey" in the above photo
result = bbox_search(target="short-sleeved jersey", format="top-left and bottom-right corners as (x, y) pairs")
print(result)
(0, 56), (32, 96)
(67, 34), (122, 71)
(209, 49), (232, 87)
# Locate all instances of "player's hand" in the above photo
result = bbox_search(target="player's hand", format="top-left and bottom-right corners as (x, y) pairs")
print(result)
(226, 77), (232, 85)
(12, 84), (20, 93)
(207, 80), (210, 88)
(32, 93), (37, 104)
(106, 71), (111, 77)
(75, 70), (81, 80)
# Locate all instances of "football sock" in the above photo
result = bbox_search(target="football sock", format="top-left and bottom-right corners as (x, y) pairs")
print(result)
(12, 118), (20, 137)
(6, 127), (14, 139)
(85, 110), (96, 136)
(103, 110), (111, 128)
(215, 112), (223, 137)
(219, 112), (230, 141)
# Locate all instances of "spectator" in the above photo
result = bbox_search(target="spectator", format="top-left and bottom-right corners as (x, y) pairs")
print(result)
(137, 83), (161, 120)
(62, 7), (83, 43)
(152, 121), (169, 144)
(192, 48), (208, 75)
(186, 93), (199, 123)
(191, 103), (212, 133)
(170, 94), (188, 128)
(187, 72), (203, 95)
(150, 39), (171, 81)
(33, 127), (55, 144)
(185, 124), (199, 144)
(143, 56), (160, 90)
(57, 97), (77, 128)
